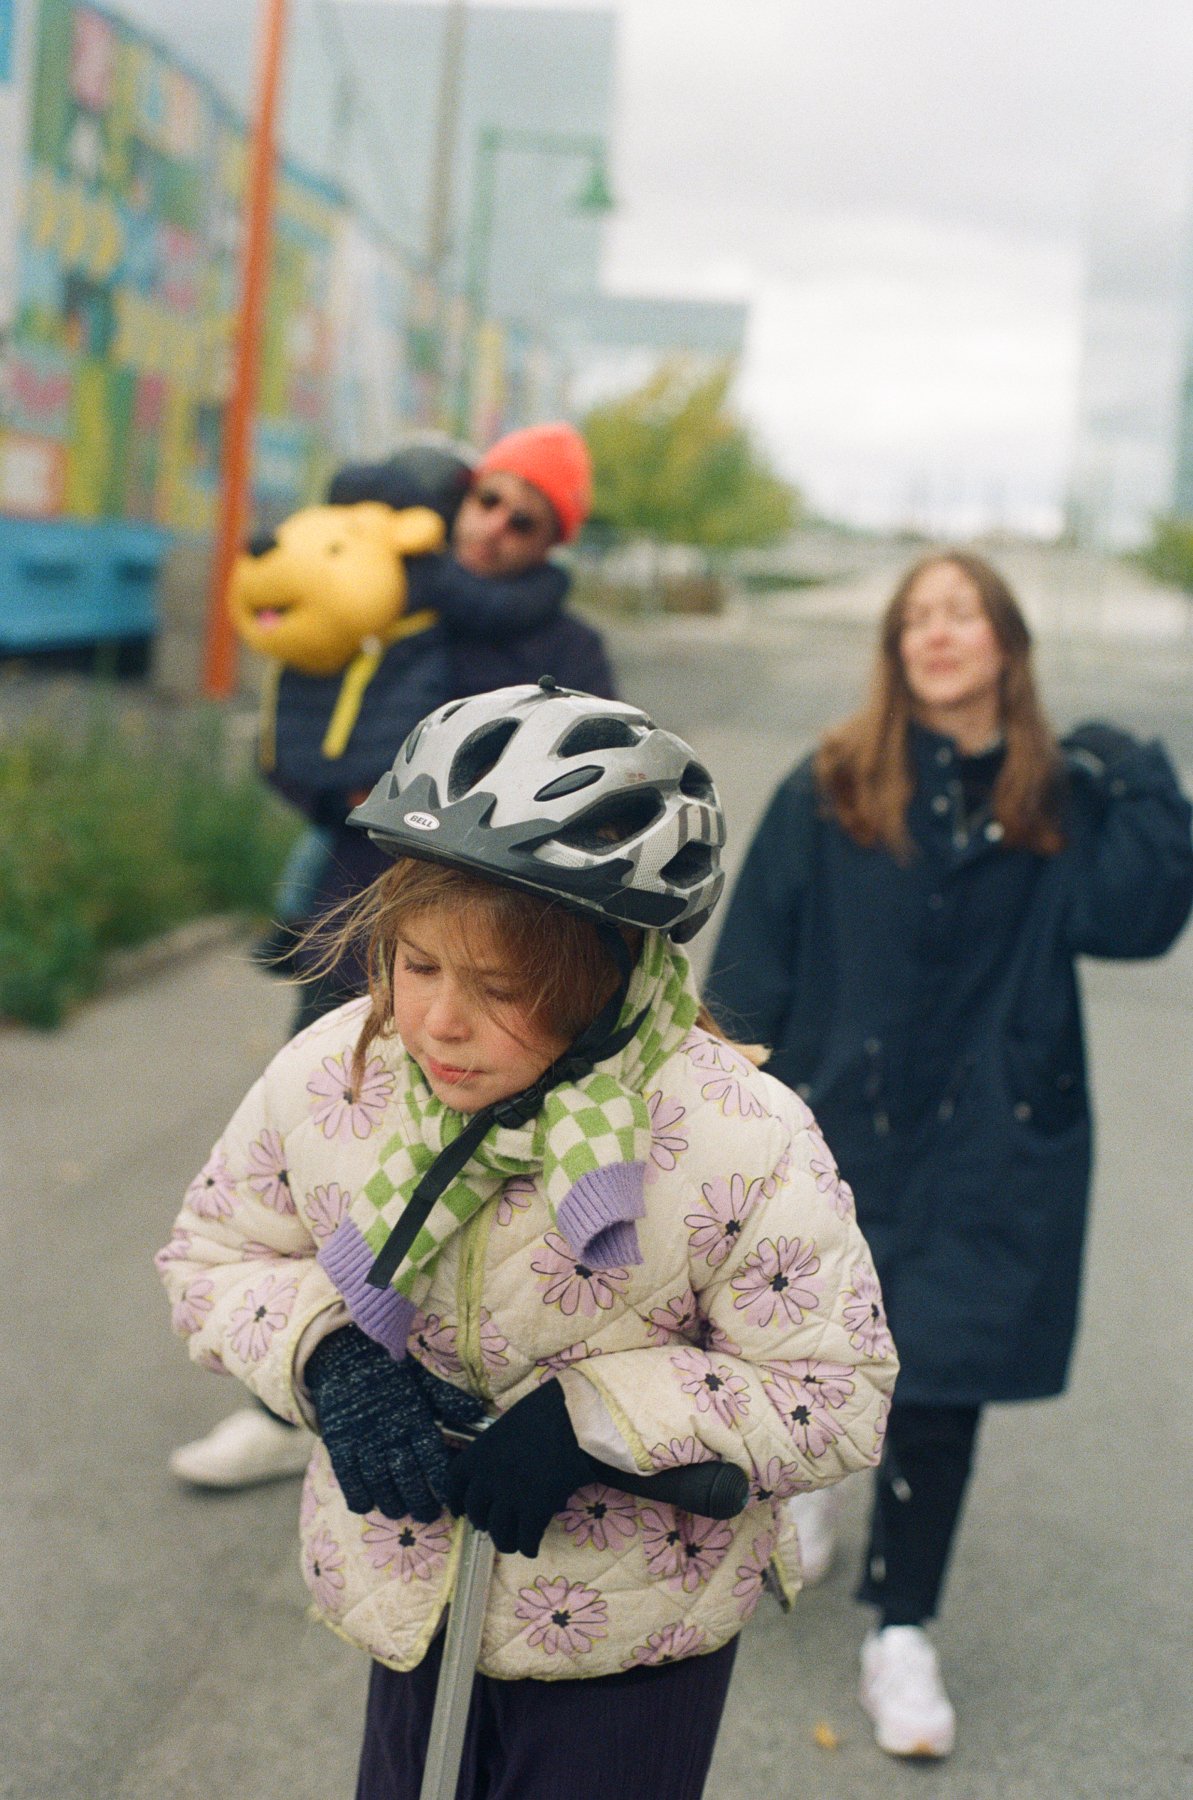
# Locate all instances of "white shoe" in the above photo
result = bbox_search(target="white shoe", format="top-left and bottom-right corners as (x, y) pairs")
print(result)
(169, 1407), (314, 1489)
(784, 1487), (839, 1586)
(860, 1625), (956, 1758)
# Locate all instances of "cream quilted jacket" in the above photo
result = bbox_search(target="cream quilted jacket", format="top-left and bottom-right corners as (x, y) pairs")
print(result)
(158, 997), (897, 1679)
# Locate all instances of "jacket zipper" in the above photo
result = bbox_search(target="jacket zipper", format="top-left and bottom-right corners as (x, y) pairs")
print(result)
(456, 1208), (493, 1402)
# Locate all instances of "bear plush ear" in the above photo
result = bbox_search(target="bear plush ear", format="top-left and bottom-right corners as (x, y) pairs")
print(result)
(385, 504), (446, 559)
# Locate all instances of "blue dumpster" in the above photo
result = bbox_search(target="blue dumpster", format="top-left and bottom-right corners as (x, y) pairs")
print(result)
(0, 516), (172, 655)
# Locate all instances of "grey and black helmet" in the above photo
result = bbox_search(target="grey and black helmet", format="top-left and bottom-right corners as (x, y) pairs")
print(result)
(348, 679), (726, 941)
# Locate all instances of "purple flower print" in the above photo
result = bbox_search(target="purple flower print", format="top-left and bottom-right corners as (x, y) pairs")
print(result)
(560, 1484), (639, 1551)
(684, 1172), (759, 1269)
(645, 1090), (688, 1181)
(700, 1072), (770, 1120)
(195, 1347), (228, 1375)
(362, 1513), (453, 1582)
(530, 1230), (630, 1317)
(409, 1311), (462, 1379)
(307, 1051), (395, 1142)
(153, 1229), (191, 1269)
(624, 1622), (707, 1667)
(697, 1314), (743, 1358)
(681, 1032), (745, 1074)
(303, 1527), (346, 1612)
(645, 1291), (698, 1344)
(515, 1577), (608, 1656)
(730, 1236), (822, 1330)
(306, 1182), (351, 1241)
(842, 1264), (895, 1359)
(671, 1348), (750, 1426)
(246, 1129), (296, 1214)
(683, 1033), (771, 1117)
(758, 1138), (793, 1198)
(185, 1150), (238, 1220)
(785, 1357), (856, 1412)
(496, 1174), (536, 1227)
(649, 1434), (715, 1471)
(749, 1454), (805, 1503)
(228, 1272), (297, 1363)
(763, 1370), (844, 1459)
(733, 1529), (778, 1618)
(806, 1128), (855, 1219)
(478, 1309), (510, 1373)
(171, 1275), (214, 1336)
(535, 1342), (598, 1383)
(640, 1503), (734, 1592)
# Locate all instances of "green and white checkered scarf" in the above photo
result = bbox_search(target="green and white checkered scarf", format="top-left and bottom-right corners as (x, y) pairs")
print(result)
(347, 931), (700, 1304)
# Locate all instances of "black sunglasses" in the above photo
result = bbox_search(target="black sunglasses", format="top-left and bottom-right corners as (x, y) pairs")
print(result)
(472, 486), (545, 537)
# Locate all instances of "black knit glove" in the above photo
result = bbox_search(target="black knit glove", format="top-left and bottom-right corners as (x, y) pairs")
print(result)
(442, 1378), (601, 1558)
(305, 1325), (484, 1522)
(1065, 721), (1138, 774)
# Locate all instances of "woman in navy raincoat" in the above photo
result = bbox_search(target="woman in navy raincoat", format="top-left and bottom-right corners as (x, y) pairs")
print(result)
(706, 550), (1193, 1758)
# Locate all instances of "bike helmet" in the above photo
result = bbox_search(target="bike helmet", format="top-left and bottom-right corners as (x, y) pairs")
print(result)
(347, 678), (726, 941)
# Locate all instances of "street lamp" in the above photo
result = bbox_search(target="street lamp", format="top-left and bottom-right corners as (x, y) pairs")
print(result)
(456, 126), (615, 437)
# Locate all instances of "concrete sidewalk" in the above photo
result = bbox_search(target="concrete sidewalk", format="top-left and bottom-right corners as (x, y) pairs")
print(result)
(3, 597), (1191, 1797)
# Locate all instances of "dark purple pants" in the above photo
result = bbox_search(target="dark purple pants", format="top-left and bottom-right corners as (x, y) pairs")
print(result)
(355, 1630), (739, 1800)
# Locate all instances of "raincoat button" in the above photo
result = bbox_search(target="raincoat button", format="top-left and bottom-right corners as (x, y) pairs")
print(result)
(932, 794), (949, 814)
(1013, 1101), (1032, 1122)
(935, 746), (952, 766)
(985, 820), (1005, 841)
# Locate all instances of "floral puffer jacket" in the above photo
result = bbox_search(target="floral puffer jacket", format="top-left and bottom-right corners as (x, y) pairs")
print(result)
(158, 1000), (897, 1680)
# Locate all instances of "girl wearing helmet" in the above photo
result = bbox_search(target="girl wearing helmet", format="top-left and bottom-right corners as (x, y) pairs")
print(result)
(157, 681), (896, 1800)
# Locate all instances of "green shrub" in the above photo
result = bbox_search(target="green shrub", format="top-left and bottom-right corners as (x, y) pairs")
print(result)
(0, 694), (300, 1028)
(1137, 515), (1193, 592)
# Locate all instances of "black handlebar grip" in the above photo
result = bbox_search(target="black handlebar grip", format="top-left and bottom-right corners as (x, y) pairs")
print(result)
(589, 1455), (750, 1520)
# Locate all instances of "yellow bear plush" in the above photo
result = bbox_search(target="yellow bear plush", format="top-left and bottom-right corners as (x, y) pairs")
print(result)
(228, 501), (445, 677)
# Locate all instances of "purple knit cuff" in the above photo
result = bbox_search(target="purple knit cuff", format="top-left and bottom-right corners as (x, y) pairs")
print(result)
(557, 1162), (646, 1269)
(317, 1218), (417, 1359)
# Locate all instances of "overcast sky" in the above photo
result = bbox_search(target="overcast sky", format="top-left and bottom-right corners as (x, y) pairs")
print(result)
(474, 0), (1193, 534)
(118, 0), (1193, 534)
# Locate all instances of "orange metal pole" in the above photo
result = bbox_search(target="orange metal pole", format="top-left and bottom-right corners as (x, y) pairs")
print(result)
(202, 0), (289, 698)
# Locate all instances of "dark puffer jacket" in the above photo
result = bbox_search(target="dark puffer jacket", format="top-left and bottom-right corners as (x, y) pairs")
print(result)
(705, 722), (1193, 1405)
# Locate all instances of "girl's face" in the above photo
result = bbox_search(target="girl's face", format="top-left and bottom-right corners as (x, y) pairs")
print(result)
(898, 561), (1006, 725)
(392, 910), (569, 1113)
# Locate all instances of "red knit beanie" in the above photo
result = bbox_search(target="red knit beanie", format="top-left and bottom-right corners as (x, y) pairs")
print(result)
(474, 422), (593, 542)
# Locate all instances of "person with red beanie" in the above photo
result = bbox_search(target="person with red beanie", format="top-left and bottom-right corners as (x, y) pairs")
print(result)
(431, 419), (616, 700)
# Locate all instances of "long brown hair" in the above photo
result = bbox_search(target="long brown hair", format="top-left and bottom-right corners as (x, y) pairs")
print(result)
(816, 550), (1064, 858)
(307, 857), (761, 1083)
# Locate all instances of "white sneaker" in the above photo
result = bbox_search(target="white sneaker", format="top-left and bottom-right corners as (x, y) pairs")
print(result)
(784, 1487), (839, 1586)
(169, 1407), (314, 1489)
(859, 1625), (956, 1758)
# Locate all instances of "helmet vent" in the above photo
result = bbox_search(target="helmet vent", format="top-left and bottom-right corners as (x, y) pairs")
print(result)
(558, 717), (641, 756)
(448, 718), (520, 799)
(680, 762), (715, 801)
(660, 840), (717, 889)
(534, 764), (603, 802)
(551, 791), (664, 851)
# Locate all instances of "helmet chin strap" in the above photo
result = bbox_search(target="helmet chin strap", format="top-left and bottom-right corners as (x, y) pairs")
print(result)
(365, 924), (645, 1292)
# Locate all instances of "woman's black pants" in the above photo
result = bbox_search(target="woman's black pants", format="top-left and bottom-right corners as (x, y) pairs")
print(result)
(856, 1400), (982, 1628)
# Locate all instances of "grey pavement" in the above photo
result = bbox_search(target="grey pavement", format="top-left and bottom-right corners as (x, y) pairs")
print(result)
(3, 564), (1192, 1798)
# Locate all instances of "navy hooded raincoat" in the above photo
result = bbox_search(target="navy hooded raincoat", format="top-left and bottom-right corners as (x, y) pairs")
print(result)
(706, 722), (1193, 1406)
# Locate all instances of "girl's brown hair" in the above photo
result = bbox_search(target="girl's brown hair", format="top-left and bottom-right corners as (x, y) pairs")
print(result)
(815, 549), (1064, 859)
(310, 857), (760, 1083)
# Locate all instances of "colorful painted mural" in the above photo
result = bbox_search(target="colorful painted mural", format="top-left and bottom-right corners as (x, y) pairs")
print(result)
(0, 0), (341, 530)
